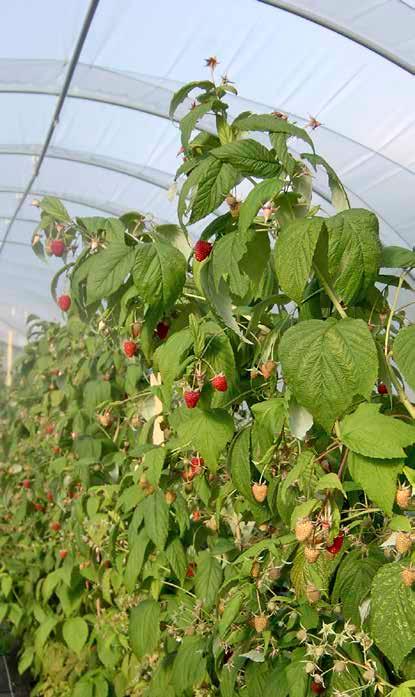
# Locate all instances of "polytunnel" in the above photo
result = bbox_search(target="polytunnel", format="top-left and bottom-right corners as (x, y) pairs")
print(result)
(0, 0), (414, 346)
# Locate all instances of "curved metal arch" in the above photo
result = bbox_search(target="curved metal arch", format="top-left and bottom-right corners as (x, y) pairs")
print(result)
(0, 144), (173, 192)
(257, 0), (415, 75)
(0, 59), (412, 177)
(0, 187), (125, 216)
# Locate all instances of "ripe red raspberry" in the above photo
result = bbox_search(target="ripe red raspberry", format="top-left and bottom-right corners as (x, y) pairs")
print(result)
(123, 340), (137, 358)
(326, 532), (344, 555)
(46, 491), (54, 502)
(190, 456), (204, 474)
(50, 521), (61, 532)
(194, 240), (213, 262)
(184, 390), (200, 408)
(311, 682), (324, 695)
(57, 294), (71, 312)
(51, 239), (65, 257)
(34, 503), (44, 512)
(192, 510), (201, 522)
(211, 373), (228, 392)
(378, 382), (388, 395)
(155, 321), (169, 340)
(22, 479), (31, 490)
(45, 423), (54, 435)
(59, 549), (68, 560)
(186, 562), (196, 577)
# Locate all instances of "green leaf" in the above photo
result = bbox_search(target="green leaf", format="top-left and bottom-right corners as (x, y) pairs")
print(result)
(301, 153), (350, 212)
(391, 686), (413, 697)
(170, 407), (234, 471)
(38, 196), (71, 222)
(62, 617), (88, 655)
(348, 451), (403, 515)
(326, 209), (382, 304)
(133, 236), (186, 312)
(155, 224), (192, 260)
(371, 562), (415, 670)
(154, 328), (193, 393)
(285, 649), (309, 697)
(179, 156), (238, 225)
(199, 260), (251, 342)
(274, 217), (326, 303)
(166, 538), (187, 583)
(180, 100), (213, 147)
(218, 590), (243, 637)
(72, 681), (94, 697)
(143, 490), (170, 550)
(332, 548), (384, 625)
(279, 318), (378, 431)
(211, 139), (280, 178)
(382, 246), (415, 269)
(83, 380), (111, 416)
(129, 599), (160, 658)
(211, 230), (251, 296)
(171, 636), (207, 692)
(315, 473), (345, 496)
(251, 398), (285, 459)
(169, 80), (214, 119)
(194, 550), (223, 609)
(87, 236), (134, 304)
(340, 403), (415, 459)
(34, 616), (57, 654)
(124, 528), (149, 592)
(238, 178), (282, 235)
(394, 325), (415, 392)
(233, 113), (314, 151)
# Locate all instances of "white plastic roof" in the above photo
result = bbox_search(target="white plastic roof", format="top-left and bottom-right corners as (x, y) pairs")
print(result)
(0, 0), (414, 345)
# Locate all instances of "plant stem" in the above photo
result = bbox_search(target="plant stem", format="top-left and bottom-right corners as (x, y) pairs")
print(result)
(312, 262), (347, 319)
(386, 363), (415, 420)
(338, 447), (349, 480)
(384, 273), (405, 357)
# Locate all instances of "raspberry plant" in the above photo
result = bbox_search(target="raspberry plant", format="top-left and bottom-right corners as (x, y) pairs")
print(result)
(1, 70), (415, 696)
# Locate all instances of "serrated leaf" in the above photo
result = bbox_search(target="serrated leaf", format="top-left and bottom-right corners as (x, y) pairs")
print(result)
(199, 260), (251, 342)
(233, 113), (314, 151)
(39, 196), (71, 222)
(302, 153), (350, 212)
(394, 325), (415, 392)
(211, 139), (280, 178)
(218, 590), (243, 637)
(274, 217), (326, 303)
(171, 636), (207, 692)
(238, 178), (282, 235)
(382, 246), (415, 269)
(129, 599), (160, 658)
(166, 538), (187, 583)
(348, 451), (403, 515)
(143, 490), (170, 550)
(280, 318), (378, 431)
(154, 328), (193, 394)
(291, 545), (339, 600)
(332, 548), (384, 625)
(179, 156), (238, 225)
(170, 407), (234, 470)
(133, 235), (186, 312)
(124, 528), (149, 592)
(86, 236), (134, 304)
(251, 398), (285, 460)
(194, 550), (223, 608)
(326, 209), (382, 304)
(340, 403), (415, 459)
(62, 617), (88, 655)
(155, 224), (192, 260)
(169, 80), (215, 119)
(211, 230), (251, 296)
(371, 562), (415, 670)
(180, 100), (213, 147)
(315, 473), (345, 496)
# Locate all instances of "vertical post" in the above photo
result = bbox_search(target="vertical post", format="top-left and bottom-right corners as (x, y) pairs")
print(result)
(5, 330), (13, 387)
(150, 372), (165, 445)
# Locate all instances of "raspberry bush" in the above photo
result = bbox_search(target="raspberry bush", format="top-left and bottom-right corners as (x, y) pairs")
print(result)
(1, 70), (415, 696)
